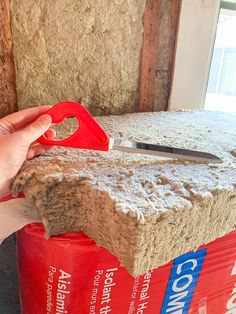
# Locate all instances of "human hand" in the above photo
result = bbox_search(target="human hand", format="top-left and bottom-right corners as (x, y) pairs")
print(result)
(0, 198), (39, 244)
(0, 106), (55, 198)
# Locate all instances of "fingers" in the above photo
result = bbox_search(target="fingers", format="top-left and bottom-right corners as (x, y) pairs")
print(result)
(0, 106), (52, 130)
(27, 128), (56, 146)
(26, 128), (56, 159)
(17, 114), (52, 146)
(26, 143), (54, 159)
(45, 128), (56, 140)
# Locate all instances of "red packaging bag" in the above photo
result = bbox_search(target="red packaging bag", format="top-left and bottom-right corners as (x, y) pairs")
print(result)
(17, 223), (236, 314)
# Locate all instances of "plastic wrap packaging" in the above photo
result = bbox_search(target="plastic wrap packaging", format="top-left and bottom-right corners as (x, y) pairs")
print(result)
(17, 223), (236, 314)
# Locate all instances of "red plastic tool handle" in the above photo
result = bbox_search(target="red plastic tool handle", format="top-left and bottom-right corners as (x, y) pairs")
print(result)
(37, 102), (110, 151)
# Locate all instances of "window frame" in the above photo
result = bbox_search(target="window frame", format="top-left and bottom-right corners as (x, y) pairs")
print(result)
(169, 0), (220, 111)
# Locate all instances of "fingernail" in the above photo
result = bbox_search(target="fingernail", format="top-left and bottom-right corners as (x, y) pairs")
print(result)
(39, 114), (52, 124)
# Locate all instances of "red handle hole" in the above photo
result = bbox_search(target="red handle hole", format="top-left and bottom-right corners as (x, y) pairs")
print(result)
(45, 116), (79, 141)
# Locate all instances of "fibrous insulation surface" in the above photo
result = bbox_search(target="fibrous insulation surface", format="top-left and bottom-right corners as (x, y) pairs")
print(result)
(13, 111), (236, 276)
(10, 0), (145, 115)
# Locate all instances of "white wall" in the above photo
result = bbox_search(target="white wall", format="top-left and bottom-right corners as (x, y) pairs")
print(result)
(169, 0), (220, 110)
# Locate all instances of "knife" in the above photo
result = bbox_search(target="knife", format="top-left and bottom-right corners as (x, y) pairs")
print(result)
(37, 102), (222, 163)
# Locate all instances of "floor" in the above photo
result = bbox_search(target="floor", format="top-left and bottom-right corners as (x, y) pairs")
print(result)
(0, 236), (20, 313)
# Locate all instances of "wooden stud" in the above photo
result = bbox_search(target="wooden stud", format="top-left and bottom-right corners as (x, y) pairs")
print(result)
(138, 0), (182, 112)
(138, 0), (161, 112)
(167, 0), (182, 110)
(0, 0), (17, 117)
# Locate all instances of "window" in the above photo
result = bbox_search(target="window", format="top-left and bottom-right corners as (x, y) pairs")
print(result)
(205, 7), (236, 111)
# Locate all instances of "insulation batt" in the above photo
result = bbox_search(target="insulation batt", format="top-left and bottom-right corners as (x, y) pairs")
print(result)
(12, 111), (236, 276)
(10, 0), (146, 114)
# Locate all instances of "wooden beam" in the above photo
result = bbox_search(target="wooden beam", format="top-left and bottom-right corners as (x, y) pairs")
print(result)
(166, 0), (182, 110)
(138, 0), (161, 112)
(0, 0), (17, 117)
(138, 0), (182, 112)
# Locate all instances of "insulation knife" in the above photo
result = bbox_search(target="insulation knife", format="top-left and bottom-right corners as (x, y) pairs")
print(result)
(38, 102), (222, 163)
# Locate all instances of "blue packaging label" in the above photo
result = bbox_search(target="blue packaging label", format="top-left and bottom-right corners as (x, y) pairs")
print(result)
(161, 248), (207, 314)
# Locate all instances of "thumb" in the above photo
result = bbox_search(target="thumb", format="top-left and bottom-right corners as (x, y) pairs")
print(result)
(18, 114), (52, 145)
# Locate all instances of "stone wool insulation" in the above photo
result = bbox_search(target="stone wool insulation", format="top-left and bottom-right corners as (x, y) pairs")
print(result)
(13, 111), (236, 276)
(10, 0), (145, 114)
